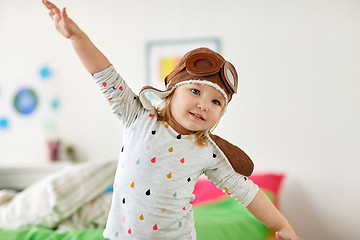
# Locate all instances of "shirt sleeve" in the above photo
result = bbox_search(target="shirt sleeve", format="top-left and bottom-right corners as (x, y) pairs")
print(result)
(204, 157), (259, 207)
(92, 65), (148, 128)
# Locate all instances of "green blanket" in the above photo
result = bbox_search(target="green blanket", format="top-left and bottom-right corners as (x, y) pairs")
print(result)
(194, 197), (270, 239)
(0, 197), (270, 240)
(0, 228), (104, 240)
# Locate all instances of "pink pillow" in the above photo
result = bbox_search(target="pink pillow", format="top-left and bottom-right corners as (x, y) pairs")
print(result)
(192, 173), (284, 206)
(249, 173), (284, 206)
(191, 176), (227, 206)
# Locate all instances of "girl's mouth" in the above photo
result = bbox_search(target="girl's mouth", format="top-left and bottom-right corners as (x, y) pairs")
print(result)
(190, 112), (205, 121)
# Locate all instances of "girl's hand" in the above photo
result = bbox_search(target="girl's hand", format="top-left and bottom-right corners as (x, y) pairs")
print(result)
(42, 0), (82, 39)
(276, 227), (302, 240)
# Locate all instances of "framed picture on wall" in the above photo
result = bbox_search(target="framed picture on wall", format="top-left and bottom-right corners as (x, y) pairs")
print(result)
(145, 38), (220, 91)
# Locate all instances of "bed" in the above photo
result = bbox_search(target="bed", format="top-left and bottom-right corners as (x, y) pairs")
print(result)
(0, 161), (284, 240)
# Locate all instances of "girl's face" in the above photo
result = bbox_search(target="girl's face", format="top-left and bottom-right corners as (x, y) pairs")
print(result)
(168, 83), (226, 135)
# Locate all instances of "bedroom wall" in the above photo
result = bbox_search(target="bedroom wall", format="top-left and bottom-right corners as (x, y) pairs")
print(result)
(1, 0), (359, 239)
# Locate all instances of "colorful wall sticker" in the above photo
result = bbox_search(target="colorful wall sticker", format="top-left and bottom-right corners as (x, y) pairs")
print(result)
(13, 87), (39, 115)
(0, 117), (9, 130)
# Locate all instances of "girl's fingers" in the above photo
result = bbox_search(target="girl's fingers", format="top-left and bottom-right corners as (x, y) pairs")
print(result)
(43, 0), (61, 15)
(61, 7), (68, 20)
(53, 13), (60, 22)
(49, 11), (57, 21)
(43, 0), (53, 10)
(52, 7), (61, 16)
(49, 9), (61, 23)
(43, 0), (55, 10)
(276, 232), (288, 240)
(43, 0), (64, 23)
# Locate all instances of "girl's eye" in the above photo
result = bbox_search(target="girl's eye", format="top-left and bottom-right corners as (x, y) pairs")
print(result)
(191, 89), (200, 95)
(212, 99), (221, 106)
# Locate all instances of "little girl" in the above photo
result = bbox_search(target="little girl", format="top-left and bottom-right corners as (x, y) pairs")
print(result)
(43, 1), (301, 239)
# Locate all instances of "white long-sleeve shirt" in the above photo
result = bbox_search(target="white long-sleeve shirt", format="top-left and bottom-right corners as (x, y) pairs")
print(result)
(93, 65), (258, 240)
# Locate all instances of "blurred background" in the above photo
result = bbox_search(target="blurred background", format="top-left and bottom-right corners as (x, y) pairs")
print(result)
(0, 0), (359, 239)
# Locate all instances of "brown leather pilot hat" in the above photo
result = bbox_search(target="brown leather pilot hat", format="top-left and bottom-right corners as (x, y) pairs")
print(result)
(139, 47), (238, 110)
(164, 47), (238, 103)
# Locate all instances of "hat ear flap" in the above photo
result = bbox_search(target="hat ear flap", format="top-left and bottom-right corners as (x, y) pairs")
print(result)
(209, 134), (254, 176)
(139, 86), (171, 111)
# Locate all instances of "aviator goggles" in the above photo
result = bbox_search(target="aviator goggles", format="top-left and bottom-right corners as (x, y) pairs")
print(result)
(164, 52), (238, 95)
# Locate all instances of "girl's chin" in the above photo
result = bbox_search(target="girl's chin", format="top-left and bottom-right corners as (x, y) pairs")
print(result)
(180, 124), (205, 133)
(169, 117), (210, 134)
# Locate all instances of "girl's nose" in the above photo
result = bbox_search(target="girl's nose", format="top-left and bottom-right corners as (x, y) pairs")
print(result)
(197, 99), (208, 111)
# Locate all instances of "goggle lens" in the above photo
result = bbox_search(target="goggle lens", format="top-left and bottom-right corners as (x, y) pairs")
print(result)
(165, 52), (238, 95)
(226, 68), (235, 87)
(186, 54), (221, 76)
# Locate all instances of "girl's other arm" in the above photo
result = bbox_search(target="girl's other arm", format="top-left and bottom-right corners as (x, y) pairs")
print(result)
(246, 189), (301, 240)
(42, 0), (110, 74)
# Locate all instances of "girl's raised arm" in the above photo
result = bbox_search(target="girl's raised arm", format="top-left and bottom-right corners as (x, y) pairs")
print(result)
(42, 0), (111, 74)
